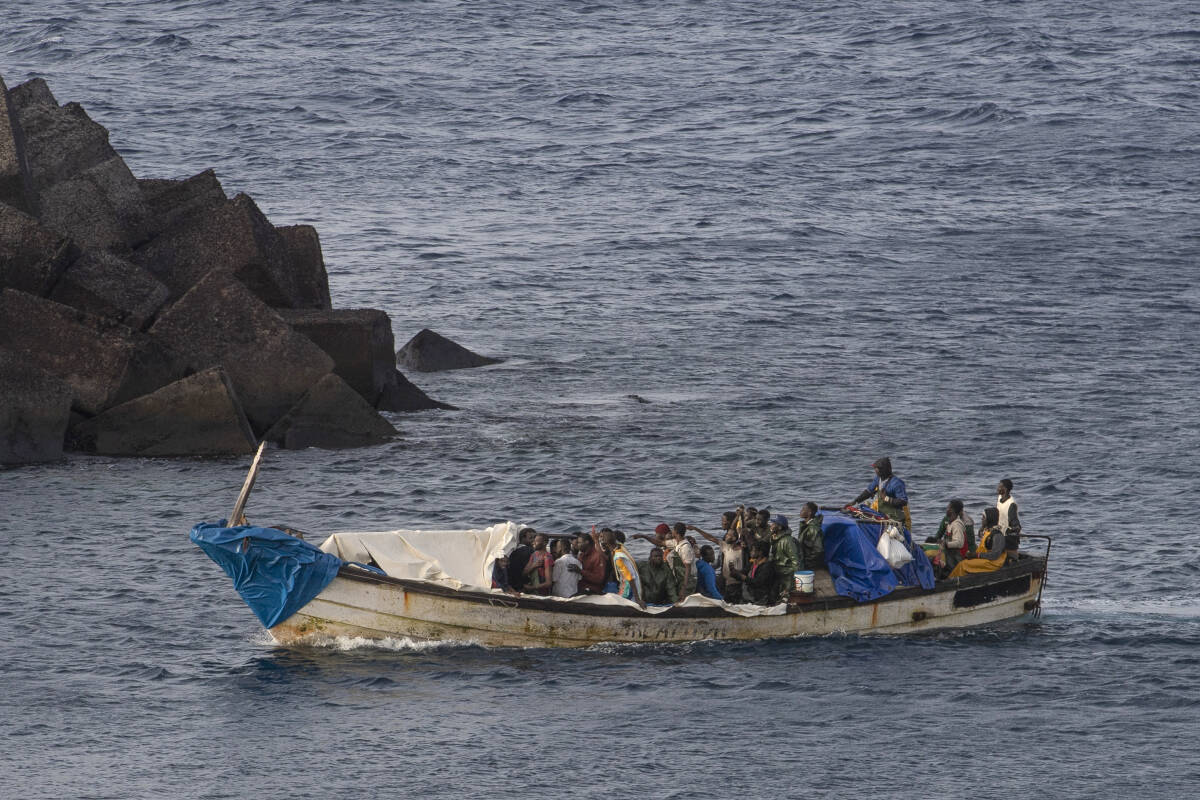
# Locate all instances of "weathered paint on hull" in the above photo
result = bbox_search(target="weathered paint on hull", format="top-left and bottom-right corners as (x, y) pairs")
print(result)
(269, 572), (1044, 648)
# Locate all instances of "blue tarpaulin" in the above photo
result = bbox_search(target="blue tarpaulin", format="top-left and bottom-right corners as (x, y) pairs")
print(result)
(190, 521), (343, 628)
(819, 509), (936, 602)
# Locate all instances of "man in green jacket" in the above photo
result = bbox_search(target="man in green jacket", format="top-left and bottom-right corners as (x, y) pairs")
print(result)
(768, 515), (799, 602)
(797, 502), (826, 571)
(638, 547), (679, 605)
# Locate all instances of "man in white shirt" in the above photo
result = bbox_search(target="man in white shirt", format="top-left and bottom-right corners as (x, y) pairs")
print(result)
(551, 539), (582, 597)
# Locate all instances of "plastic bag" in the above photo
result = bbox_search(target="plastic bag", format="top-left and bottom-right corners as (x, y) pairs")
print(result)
(877, 525), (914, 568)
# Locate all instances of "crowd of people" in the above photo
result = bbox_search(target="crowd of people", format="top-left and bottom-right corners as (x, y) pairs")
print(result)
(489, 458), (1026, 608)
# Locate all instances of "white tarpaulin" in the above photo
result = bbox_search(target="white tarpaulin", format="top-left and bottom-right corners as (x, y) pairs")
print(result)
(319, 523), (784, 617)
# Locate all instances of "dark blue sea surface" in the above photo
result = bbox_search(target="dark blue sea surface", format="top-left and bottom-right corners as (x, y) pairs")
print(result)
(3, 1), (1200, 798)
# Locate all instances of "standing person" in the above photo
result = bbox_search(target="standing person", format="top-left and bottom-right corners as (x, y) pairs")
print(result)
(600, 529), (644, 608)
(576, 533), (607, 594)
(687, 516), (745, 601)
(948, 508), (1007, 577)
(796, 502), (834, 596)
(507, 528), (536, 592)
(522, 533), (554, 596)
(667, 523), (697, 596)
(996, 478), (1022, 559)
(852, 457), (909, 526)
(768, 515), (799, 603)
(552, 540), (583, 597)
(632, 523), (672, 549)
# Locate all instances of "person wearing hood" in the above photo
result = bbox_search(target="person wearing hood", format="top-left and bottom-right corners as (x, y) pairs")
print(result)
(852, 457), (909, 525)
(768, 514), (799, 603)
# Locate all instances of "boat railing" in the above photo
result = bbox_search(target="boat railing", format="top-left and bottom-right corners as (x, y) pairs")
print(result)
(1016, 533), (1052, 618)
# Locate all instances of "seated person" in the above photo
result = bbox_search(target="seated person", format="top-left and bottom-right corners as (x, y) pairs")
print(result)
(932, 499), (969, 578)
(948, 507), (1007, 578)
(638, 547), (679, 605)
(736, 542), (777, 605)
(695, 545), (722, 600)
(491, 554), (518, 595)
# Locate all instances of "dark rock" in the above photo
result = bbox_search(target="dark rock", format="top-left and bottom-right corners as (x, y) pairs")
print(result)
(49, 248), (170, 330)
(276, 224), (331, 310)
(139, 169), (227, 236)
(379, 370), (456, 412)
(7, 78), (58, 113)
(69, 366), (256, 456)
(0, 348), (72, 464)
(279, 308), (452, 412)
(0, 75), (35, 214)
(13, 99), (151, 250)
(0, 202), (78, 295)
(397, 328), (502, 372)
(264, 372), (396, 450)
(0, 288), (191, 415)
(148, 269), (333, 433)
(132, 193), (306, 307)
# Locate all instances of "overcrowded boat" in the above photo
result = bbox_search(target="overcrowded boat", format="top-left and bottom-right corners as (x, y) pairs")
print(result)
(192, 446), (1051, 648)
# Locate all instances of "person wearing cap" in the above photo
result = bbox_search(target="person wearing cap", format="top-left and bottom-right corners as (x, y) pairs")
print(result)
(768, 514), (799, 603)
(852, 457), (909, 526)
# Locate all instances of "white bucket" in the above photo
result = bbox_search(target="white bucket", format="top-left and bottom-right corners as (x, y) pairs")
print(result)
(794, 570), (814, 594)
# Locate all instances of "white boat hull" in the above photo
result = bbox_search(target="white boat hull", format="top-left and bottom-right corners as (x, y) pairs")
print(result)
(269, 561), (1046, 648)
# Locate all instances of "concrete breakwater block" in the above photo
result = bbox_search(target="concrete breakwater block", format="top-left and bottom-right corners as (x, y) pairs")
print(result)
(276, 224), (332, 311)
(69, 367), (257, 456)
(396, 328), (502, 372)
(133, 193), (314, 309)
(0, 202), (78, 296)
(138, 168), (227, 236)
(11, 91), (152, 251)
(0, 288), (191, 416)
(280, 308), (452, 411)
(49, 248), (170, 330)
(148, 269), (333, 434)
(264, 372), (396, 450)
(0, 349), (72, 465)
(0, 76), (34, 215)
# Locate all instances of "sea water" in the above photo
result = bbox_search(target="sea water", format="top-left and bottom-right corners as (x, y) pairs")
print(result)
(3, 1), (1199, 798)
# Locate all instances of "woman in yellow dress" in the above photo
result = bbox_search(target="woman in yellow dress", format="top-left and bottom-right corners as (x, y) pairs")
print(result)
(948, 507), (1008, 577)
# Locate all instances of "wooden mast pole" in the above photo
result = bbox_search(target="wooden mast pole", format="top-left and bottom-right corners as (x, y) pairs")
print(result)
(229, 440), (266, 527)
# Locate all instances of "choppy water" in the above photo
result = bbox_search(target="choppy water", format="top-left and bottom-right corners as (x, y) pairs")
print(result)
(3, 1), (1200, 798)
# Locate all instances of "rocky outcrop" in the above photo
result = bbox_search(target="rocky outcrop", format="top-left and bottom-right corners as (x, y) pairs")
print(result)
(280, 308), (452, 411)
(397, 328), (502, 372)
(0, 73), (454, 462)
(0, 349), (72, 464)
(264, 372), (397, 450)
(69, 367), (256, 456)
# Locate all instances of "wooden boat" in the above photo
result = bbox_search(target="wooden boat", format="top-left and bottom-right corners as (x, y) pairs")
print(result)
(199, 445), (1051, 649)
(267, 555), (1049, 647)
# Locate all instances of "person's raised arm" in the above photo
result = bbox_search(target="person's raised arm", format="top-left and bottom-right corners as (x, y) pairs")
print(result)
(686, 524), (721, 545)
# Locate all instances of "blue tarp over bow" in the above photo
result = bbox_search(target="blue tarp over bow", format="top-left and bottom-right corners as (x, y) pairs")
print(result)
(190, 521), (343, 628)
(820, 509), (936, 602)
